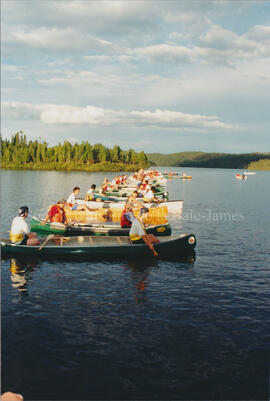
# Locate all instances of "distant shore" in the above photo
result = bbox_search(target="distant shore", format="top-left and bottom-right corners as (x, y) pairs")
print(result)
(147, 151), (270, 171)
(1, 161), (146, 172)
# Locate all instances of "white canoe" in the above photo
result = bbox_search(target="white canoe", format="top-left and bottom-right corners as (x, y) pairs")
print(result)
(77, 199), (183, 213)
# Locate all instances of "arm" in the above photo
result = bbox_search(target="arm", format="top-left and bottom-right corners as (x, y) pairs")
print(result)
(141, 234), (158, 256)
(42, 205), (54, 225)
(42, 214), (50, 225)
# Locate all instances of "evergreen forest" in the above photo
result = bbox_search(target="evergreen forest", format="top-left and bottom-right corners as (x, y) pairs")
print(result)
(1, 132), (149, 171)
(147, 151), (270, 170)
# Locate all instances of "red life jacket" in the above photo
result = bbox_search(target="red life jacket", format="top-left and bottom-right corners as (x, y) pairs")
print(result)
(121, 209), (132, 228)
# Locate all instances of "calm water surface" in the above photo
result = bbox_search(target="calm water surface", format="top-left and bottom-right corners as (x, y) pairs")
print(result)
(1, 168), (269, 400)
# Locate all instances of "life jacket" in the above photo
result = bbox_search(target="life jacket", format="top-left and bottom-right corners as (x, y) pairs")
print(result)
(120, 209), (132, 228)
(50, 205), (66, 223)
(10, 232), (24, 243)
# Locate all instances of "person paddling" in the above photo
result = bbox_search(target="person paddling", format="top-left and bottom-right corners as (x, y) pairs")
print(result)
(126, 207), (159, 256)
(42, 199), (67, 225)
(10, 206), (40, 246)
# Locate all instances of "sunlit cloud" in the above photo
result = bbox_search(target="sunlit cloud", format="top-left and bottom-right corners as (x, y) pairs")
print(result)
(2, 101), (241, 131)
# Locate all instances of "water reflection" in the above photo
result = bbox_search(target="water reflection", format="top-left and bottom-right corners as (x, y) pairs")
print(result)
(9, 258), (38, 294)
(127, 258), (157, 304)
(126, 255), (195, 303)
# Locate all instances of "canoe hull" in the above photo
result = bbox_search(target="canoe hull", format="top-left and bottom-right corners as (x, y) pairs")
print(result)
(78, 199), (183, 213)
(63, 205), (168, 224)
(30, 217), (172, 237)
(1, 234), (196, 260)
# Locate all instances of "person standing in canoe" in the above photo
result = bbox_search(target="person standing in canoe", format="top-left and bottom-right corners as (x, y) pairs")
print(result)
(42, 199), (67, 225)
(67, 187), (91, 211)
(126, 207), (159, 256)
(10, 206), (40, 246)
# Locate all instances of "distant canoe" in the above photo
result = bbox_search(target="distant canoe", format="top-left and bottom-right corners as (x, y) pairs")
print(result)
(30, 217), (172, 237)
(164, 174), (192, 179)
(235, 173), (247, 180)
(243, 171), (256, 175)
(0, 234), (196, 259)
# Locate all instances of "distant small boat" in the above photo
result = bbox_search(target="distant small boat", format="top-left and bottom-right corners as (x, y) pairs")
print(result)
(235, 173), (247, 180)
(164, 174), (192, 179)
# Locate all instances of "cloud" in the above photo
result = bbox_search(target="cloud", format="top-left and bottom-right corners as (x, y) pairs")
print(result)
(4, 26), (113, 53)
(2, 101), (240, 131)
(135, 23), (270, 66)
(2, 0), (158, 35)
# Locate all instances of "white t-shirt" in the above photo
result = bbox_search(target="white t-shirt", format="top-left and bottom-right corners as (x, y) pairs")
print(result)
(67, 192), (77, 205)
(10, 216), (30, 236)
(129, 218), (146, 237)
(144, 190), (154, 200)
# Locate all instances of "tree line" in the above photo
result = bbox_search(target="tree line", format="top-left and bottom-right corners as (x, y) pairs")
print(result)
(1, 132), (149, 171)
(147, 151), (270, 170)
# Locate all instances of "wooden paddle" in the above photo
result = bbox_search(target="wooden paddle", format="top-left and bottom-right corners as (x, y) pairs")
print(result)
(38, 234), (54, 251)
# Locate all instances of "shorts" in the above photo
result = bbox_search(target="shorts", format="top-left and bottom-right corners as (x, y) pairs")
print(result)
(12, 235), (28, 245)
(130, 238), (145, 245)
(72, 204), (78, 210)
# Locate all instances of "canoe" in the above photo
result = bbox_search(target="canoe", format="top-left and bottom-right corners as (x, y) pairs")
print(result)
(95, 188), (168, 198)
(77, 199), (183, 213)
(0, 233), (196, 259)
(164, 175), (192, 179)
(163, 174), (182, 179)
(30, 217), (172, 237)
(63, 205), (168, 224)
(235, 173), (247, 179)
(93, 192), (170, 202)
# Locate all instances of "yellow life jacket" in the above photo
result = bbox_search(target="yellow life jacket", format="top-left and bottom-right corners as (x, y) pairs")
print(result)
(10, 232), (24, 243)
(130, 233), (143, 241)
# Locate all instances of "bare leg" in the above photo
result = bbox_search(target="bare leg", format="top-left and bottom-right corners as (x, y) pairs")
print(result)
(148, 234), (160, 243)
(27, 237), (40, 246)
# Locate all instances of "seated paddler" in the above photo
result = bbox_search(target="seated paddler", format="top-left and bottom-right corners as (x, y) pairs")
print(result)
(67, 187), (91, 211)
(10, 206), (40, 246)
(125, 207), (159, 256)
(85, 184), (96, 201)
(42, 199), (67, 225)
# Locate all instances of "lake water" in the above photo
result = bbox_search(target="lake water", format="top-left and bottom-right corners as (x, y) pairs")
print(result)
(1, 168), (269, 400)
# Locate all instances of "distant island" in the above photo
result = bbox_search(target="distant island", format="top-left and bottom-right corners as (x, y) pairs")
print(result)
(147, 151), (270, 171)
(1, 132), (149, 172)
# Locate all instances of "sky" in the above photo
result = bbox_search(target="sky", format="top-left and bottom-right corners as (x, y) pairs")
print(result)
(1, 0), (270, 154)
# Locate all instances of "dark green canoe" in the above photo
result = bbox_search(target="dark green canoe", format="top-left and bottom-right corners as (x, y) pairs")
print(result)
(95, 187), (168, 199)
(0, 234), (196, 260)
(30, 217), (172, 237)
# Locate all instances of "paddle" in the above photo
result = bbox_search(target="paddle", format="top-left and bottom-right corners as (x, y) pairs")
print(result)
(38, 234), (54, 251)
